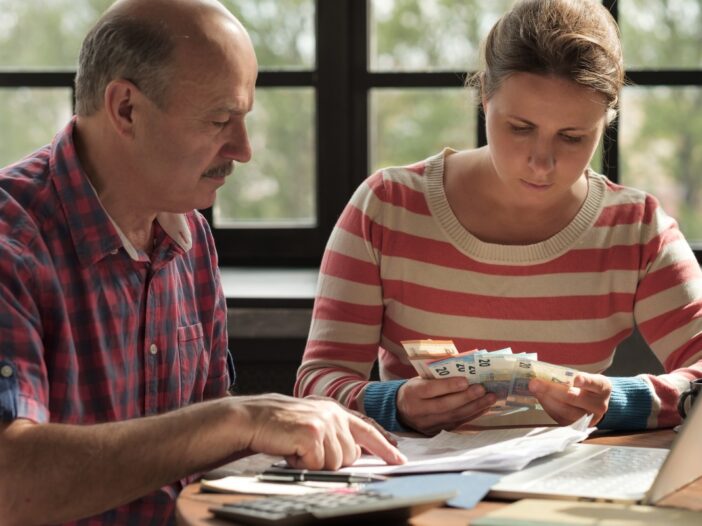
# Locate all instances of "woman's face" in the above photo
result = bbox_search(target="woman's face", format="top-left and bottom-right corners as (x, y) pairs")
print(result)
(483, 72), (607, 208)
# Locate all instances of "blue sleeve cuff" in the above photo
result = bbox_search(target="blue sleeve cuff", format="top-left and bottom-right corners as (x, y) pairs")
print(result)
(598, 376), (653, 430)
(226, 348), (236, 393)
(362, 380), (408, 432)
(0, 360), (18, 421)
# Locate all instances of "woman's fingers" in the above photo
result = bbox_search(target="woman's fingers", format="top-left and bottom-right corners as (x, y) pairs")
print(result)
(529, 373), (612, 425)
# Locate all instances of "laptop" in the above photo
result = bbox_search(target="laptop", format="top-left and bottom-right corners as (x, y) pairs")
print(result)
(489, 397), (702, 504)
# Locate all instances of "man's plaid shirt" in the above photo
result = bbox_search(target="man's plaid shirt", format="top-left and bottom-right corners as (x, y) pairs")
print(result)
(0, 119), (231, 525)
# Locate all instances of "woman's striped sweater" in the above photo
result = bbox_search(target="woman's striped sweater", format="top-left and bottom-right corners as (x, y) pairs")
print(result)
(295, 149), (702, 431)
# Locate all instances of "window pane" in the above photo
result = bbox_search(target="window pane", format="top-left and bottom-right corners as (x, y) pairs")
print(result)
(369, 0), (513, 72)
(591, 139), (605, 175)
(620, 87), (702, 243)
(0, 88), (73, 167)
(221, 0), (315, 70)
(370, 88), (476, 171)
(620, 0), (702, 69)
(0, 0), (315, 70)
(214, 88), (316, 227)
(0, 0), (111, 69)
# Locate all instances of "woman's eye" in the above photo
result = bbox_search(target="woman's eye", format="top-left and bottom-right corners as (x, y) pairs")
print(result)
(213, 120), (229, 128)
(561, 134), (583, 143)
(509, 124), (531, 134)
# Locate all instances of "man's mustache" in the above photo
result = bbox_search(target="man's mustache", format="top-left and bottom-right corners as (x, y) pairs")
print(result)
(203, 162), (234, 178)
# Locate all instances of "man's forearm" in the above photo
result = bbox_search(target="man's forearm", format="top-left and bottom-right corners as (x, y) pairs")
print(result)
(0, 397), (243, 525)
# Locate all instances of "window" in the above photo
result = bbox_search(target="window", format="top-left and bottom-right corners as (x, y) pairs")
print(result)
(618, 0), (702, 244)
(211, 1), (321, 264)
(1, 0), (700, 265)
(367, 0), (510, 169)
(0, 0), (105, 165)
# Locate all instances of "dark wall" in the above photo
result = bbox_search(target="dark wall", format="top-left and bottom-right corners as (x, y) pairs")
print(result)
(229, 337), (306, 395)
(229, 324), (662, 396)
(603, 327), (663, 377)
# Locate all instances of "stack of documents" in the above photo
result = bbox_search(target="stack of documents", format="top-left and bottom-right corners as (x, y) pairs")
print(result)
(402, 340), (576, 414)
(342, 414), (594, 474)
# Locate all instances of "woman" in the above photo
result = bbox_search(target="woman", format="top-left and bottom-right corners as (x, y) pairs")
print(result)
(295, 0), (702, 435)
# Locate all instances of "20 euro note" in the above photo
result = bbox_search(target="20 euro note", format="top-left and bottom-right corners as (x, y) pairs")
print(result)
(475, 353), (517, 405)
(531, 360), (576, 387)
(425, 350), (493, 385)
(505, 353), (539, 408)
(427, 348), (515, 396)
(452, 351), (486, 384)
(506, 358), (576, 409)
(401, 340), (578, 413)
(426, 350), (480, 379)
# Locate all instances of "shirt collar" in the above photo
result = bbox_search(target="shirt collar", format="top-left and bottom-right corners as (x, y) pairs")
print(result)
(51, 118), (193, 266)
(107, 212), (193, 261)
(83, 175), (193, 261)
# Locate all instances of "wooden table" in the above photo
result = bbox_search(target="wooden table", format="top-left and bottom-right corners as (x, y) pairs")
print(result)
(175, 428), (702, 525)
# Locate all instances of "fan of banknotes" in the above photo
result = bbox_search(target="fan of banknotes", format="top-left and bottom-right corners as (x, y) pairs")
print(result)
(401, 339), (577, 411)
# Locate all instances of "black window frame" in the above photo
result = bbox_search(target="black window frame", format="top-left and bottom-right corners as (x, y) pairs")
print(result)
(0, 0), (700, 265)
(345, 0), (702, 264)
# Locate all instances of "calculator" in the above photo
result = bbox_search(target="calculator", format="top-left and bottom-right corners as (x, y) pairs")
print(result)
(208, 488), (454, 525)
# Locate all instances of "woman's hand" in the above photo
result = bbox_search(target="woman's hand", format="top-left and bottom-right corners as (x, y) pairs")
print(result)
(397, 377), (497, 435)
(529, 372), (612, 425)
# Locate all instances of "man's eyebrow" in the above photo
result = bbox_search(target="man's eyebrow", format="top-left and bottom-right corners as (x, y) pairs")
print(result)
(209, 106), (244, 115)
(209, 102), (252, 116)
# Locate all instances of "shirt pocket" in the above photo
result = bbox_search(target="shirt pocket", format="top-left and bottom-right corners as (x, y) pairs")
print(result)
(177, 323), (208, 405)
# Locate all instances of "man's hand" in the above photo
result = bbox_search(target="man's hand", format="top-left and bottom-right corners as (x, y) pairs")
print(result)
(397, 377), (497, 435)
(231, 394), (406, 470)
(529, 373), (612, 425)
(304, 395), (399, 448)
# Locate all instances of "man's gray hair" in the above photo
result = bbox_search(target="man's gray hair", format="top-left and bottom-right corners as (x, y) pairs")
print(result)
(74, 14), (175, 116)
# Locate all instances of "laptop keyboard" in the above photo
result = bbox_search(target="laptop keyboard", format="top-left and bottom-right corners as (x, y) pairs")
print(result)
(526, 447), (668, 496)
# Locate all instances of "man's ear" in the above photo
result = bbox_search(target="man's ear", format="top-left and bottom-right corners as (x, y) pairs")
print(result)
(103, 79), (140, 137)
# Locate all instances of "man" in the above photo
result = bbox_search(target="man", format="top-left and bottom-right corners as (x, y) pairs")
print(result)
(0, 0), (404, 524)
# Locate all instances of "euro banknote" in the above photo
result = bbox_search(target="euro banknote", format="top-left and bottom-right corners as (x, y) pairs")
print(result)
(400, 340), (577, 412)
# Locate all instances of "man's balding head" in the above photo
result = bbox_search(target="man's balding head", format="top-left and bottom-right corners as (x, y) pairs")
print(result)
(74, 0), (252, 116)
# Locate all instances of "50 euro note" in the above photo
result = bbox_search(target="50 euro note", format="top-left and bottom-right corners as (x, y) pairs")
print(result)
(400, 339), (459, 379)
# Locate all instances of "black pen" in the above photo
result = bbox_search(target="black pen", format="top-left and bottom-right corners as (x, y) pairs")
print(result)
(257, 467), (387, 484)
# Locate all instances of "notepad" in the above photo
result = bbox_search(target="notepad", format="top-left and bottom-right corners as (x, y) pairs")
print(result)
(200, 476), (347, 496)
(472, 499), (702, 526)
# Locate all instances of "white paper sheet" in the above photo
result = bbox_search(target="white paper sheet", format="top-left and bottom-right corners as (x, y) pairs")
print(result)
(200, 476), (348, 495)
(341, 414), (594, 474)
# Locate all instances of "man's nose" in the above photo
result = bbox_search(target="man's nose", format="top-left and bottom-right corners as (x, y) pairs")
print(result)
(219, 120), (252, 163)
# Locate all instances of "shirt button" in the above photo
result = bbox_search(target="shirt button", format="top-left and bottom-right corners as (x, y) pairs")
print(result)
(0, 365), (13, 378)
(111, 249), (118, 255)
(149, 344), (158, 355)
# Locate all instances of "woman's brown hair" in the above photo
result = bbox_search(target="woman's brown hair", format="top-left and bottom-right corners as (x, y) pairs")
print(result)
(470, 0), (624, 119)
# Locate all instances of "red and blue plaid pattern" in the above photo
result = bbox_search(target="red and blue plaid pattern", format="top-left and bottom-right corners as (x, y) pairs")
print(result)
(0, 119), (231, 525)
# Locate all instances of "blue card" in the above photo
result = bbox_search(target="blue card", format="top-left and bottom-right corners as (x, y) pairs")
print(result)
(367, 471), (502, 509)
